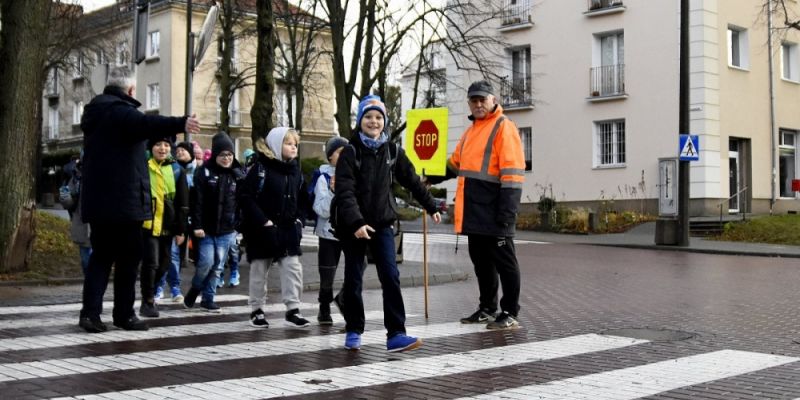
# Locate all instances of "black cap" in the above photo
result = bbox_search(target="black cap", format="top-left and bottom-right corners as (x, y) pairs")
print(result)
(467, 80), (494, 98)
(325, 136), (349, 160)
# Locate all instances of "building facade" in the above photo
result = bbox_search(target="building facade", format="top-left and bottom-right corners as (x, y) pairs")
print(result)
(401, 0), (800, 216)
(42, 0), (336, 161)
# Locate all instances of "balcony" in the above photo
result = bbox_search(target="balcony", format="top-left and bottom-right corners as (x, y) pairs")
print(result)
(44, 82), (60, 98)
(216, 58), (240, 75)
(500, 77), (533, 109)
(586, 0), (625, 16)
(589, 64), (626, 101)
(499, 0), (532, 30)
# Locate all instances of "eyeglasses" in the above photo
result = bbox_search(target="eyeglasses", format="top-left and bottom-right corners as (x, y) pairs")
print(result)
(217, 152), (234, 159)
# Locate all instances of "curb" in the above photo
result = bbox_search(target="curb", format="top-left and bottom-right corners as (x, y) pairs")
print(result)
(588, 243), (800, 259)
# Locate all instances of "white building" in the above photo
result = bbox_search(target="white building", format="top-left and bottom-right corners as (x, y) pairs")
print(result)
(400, 0), (800, 216)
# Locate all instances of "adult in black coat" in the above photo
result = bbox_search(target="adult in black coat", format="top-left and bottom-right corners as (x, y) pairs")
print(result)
(78, 66), (200, 333)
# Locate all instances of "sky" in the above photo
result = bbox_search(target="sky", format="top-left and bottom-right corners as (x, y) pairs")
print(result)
(77, 0), (114, 12)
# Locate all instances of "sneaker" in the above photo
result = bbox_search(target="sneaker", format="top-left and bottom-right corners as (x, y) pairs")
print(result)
(183, 287), (200, 309)
(317, 303), (333, 326)
(170, 287), (184, 303)
(344, 332), (361, 350)
(217, 279), (225, 288)
(284, 308), (310, 328)
(113, 315), (149, 331)
(250, 309), (269, 327)
(486, 312), (519, 330)
(460, 309), (494, 324)
(154, 287), (164, 303)
(139, 302), (159, 318)
(78, 316), (107, 333)
(200, 300), (221, 313)
(229, 270), (240, 287)
(387, 333), (422, 352)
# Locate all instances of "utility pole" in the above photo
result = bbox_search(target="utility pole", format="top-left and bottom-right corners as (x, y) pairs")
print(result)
(184, 0), (193, 142)
(677, 0), (690, 246)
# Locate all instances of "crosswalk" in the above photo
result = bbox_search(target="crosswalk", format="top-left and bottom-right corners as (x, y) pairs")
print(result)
(0, 298), (796, 399)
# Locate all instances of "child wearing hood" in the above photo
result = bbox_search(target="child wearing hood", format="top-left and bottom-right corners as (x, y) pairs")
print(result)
(239, 127), (310, 328)
(139, 136), (189, 318)
(184, 132), (243, 312)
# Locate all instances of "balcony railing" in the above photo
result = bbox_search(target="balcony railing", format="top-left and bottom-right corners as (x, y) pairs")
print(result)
(500, 0), (532, 26)
(588, 0), (623, 11)
(590, 64), (625, 97)
(500, 77), (532, 108)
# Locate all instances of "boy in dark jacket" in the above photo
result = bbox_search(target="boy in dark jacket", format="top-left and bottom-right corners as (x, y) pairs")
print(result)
(335, 95), (441, 351)
(240, 127), (310, 328)
(184, 132), (243, 312)
(139, 137), (189, 318)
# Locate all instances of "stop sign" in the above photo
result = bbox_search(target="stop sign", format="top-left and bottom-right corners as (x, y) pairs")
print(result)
(413, 119), (439, 160)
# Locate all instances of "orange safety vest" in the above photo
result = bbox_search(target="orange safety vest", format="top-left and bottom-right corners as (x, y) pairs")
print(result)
(448, 105), (525, 236)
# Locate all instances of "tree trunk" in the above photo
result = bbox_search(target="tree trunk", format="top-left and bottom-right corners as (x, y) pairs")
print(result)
(326, 0), (351, 138)
(0, 0), (50, 273)
(218, 0), (235, 134)
(251, 0), (276, 144)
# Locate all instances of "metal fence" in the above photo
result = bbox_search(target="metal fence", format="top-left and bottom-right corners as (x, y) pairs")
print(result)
(500, 77), (532, 108)
(590, 64), (625, 97)
(588, 0), (623, 11)
(501, 0), (532, 26)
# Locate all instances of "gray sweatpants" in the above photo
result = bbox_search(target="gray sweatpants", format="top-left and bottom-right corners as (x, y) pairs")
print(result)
(248, 256), (303, 311)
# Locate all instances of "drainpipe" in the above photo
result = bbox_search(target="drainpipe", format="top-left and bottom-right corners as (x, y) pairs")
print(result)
(768, 0), (777, 214)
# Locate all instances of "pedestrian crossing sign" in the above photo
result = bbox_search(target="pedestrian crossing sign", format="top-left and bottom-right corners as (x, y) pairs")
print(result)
(679, 134), (699, 161)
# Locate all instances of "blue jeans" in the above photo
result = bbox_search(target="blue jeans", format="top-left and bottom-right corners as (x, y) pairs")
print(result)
(341, 226), (407, 338)
(157, 240), (182, 290)
(191, 232), (236, 302)
(79, 246), (92, 276)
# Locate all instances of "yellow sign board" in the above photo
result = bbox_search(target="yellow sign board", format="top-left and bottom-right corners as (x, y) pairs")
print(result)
(404, 107), (448, 176)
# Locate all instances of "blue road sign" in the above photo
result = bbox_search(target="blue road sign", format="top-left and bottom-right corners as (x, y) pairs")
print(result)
(679, 134), (699, 161)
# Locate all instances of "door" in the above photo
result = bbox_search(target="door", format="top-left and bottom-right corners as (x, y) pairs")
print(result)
(729, 140), (740, 212)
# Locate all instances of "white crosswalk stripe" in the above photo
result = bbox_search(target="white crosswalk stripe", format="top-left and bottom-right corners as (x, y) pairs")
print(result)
(1, 301), (318, 330)
(0, 294), (250, 315)
(51, 334), (647, 400)
(301, 232), (548, 247)
(456, 350), (798, 400)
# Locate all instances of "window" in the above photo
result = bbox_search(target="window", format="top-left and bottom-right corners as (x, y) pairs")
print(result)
(72, 54), (85, 78)
(45, 67), (59, 96)
(146, 83), (160, 110)
(95, 49), (106, 65)
(117, 41), (128, 66)
(48, 105), (59, 140)
(727, 26), (749, 69)
(780, 129), (797, 197)
(423, 76), (446, 107)
(519, 127), (532, 171)
(147, 31), (160, 58)
(501, 46), (532, 107)
(72, 101), (83, 125)
(217, 85), (241, 126)
(217, 38), (239, 73)
(591, 32), (625, 96)
(782, 42), (799, 81)
(595, 120), (626, 166)
(275, 85), (296, 127)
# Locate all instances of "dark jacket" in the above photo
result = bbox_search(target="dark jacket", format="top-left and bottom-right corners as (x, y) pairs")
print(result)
(191, 160), (243, 236)
(80, 86), (187, 223)
(334, 133), (437, 238)
(239, 140), (308, 260)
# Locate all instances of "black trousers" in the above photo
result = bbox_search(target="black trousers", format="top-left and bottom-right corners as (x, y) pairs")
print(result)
(467, 234), (521, 317)
(317, 237), (342, 304)
(140, 232), (173, 303)
(81, 221), (143, 323)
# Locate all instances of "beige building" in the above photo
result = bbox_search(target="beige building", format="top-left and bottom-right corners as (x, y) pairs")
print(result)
(402, 0), (800, 216)
(42, 0), (335, 161)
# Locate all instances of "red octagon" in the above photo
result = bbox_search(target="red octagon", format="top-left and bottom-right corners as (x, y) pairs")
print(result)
(413, 119), (439, 160)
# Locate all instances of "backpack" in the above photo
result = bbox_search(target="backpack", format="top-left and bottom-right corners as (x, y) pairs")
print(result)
(305, 168), (332, 226)
(329, 141), (398, 237)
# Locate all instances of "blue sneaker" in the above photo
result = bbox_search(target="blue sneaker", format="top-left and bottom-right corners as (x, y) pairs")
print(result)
(217, 279), (225, 288)
(229, 270), (240, 287)
(386, 333), (422, 352)
(154, 286), (164, 303)
(170, 286), (184, 303)
(344, 332), (361, 350)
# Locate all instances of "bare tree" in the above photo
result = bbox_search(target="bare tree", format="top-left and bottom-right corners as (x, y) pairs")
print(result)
(0, 0), (51, 272)
(323, 0), (508, 138)
(274, 0), (327, 132)
(216, 0), (257, 134)
(251, 0), (277, 143)
(766, 0), (800, 32)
